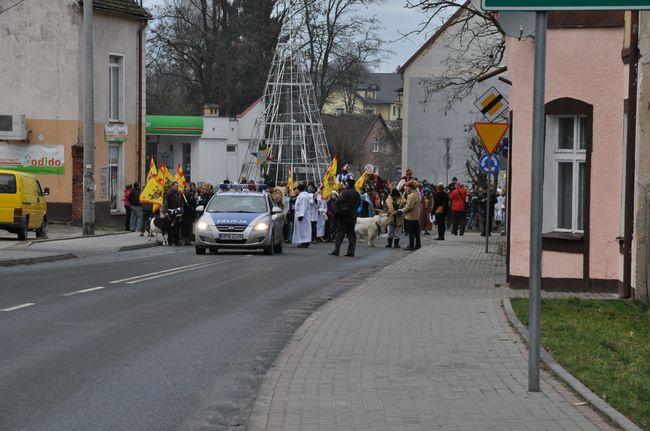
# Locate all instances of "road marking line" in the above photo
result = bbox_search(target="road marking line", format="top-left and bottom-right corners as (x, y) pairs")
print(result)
(125, 259), (240, 285)
(1, 303), (36, 312)
(109, 263), (206, 284)
(62, 286), (105, 296)
(125, 263), (220, 284)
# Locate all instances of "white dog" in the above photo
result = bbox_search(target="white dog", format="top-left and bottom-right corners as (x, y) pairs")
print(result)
(355, 213), (389, 247)
(149, 214), (169, 246)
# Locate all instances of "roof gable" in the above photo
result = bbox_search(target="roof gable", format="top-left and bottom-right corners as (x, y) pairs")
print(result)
(357, 73), (403, 104)
(399, 1), (470, 73)
(90, 0), (151, 20)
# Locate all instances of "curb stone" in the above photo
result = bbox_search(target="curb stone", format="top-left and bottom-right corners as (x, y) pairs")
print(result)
(117, 241), (161, 252)
(0, 253), (77, 267)
(246, 304), (331, 431)
(502, 298), (643, 431)
(24, 231), (128, 247)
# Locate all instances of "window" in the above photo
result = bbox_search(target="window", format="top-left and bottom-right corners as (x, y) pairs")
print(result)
(372, 137), (379, 153)
(392, 105), (396, 116)
(544, 114), (587, 233)
(108, 143), (123, 212)
(109, 55), (124, 122)
(365, 109), (375, 115)
(206, 195), (268, 213)
(0, 174), (16, 194)
(227, 144), (237, 152)
(183, 143), (191, 181)
(335, 108), (344, 117)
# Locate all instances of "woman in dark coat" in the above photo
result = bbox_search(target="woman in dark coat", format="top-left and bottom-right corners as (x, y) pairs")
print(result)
(432, 183), (449, 240)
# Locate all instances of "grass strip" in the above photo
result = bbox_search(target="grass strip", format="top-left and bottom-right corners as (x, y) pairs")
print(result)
(510, 297), (650, 430)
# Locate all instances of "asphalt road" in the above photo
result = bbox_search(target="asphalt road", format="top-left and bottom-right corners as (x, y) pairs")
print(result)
(0, 240), (401, 431)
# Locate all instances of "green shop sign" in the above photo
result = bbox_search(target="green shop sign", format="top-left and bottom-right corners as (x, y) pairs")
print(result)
(146, 115), (203, 136)
(482, 0), (650, 10)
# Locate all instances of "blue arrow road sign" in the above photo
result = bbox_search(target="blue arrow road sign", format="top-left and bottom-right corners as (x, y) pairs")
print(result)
(479, 154), (500, 174)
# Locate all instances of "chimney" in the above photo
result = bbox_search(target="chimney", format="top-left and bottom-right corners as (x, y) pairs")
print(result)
(203, 103), (221, 117)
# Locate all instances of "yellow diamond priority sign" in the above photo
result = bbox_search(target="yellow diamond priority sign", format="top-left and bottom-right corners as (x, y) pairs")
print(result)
(474, 123), (509, 155)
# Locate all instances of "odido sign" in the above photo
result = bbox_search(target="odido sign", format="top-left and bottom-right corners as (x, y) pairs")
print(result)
(0, 144), (65, 174)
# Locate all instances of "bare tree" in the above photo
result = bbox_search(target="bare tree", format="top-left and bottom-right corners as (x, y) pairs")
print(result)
(147, 0), (283, 116)
(296, 0), (384, 109)
(405, 1), (505, 109)
(465, 132), (488, 190)
(334, 60), (371, 114)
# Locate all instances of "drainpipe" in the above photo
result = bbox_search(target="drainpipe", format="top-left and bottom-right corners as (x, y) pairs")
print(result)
(623, 11), (639, 299)
(137, 23), (144, 182)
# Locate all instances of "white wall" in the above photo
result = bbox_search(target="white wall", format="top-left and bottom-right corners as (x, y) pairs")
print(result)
(0, 0), (80, 120)
(402, 11), (509, 184)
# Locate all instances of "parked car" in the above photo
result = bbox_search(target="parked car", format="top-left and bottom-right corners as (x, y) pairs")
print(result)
(0, 169), (49, 240)
(194, 187), (284, 255)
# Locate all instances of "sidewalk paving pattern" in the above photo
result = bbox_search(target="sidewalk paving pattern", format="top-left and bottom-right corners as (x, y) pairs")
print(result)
(250, 234), (619, 431)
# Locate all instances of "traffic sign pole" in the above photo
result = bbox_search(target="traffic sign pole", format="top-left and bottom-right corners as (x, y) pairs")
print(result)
(528, 11), (547, 393)
(485, 157), (491, 254)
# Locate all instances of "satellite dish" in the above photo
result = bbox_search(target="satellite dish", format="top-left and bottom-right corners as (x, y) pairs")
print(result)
(498, 11), (536, 39)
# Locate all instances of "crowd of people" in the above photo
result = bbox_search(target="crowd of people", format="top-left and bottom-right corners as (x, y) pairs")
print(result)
(121, 164), (507, 256)
(123, 181), (217, 245)
(279, 165), (507, 257)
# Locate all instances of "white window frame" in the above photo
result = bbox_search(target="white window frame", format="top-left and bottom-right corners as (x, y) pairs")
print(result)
(371, 137), (379, 153)
(543, 115), (587, 234)
(109, 53), (125, 123)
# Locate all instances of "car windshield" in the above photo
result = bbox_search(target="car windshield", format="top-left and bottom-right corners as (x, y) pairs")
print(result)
(0, 174), (17, 194)
(206, 194), (268, 213)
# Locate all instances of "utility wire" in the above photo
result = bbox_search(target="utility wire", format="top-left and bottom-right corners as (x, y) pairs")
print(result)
(0, 0), (26, 14)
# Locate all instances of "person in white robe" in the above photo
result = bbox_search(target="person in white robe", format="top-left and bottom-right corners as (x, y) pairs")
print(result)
(308, 185), (319, 242)
(316, 193), (327, 240)
(292, 183), (313, 247)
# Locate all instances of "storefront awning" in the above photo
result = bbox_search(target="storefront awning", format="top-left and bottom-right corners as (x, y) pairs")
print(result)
(146, 115), (203, 136)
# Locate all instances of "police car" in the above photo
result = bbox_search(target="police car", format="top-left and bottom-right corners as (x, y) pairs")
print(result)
(194, 185), (284, 255)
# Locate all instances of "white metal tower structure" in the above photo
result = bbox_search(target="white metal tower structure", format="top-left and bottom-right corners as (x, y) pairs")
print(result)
(240, 0), (331, 186)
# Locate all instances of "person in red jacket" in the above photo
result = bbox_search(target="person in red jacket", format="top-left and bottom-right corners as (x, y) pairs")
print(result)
(449, 183), (468, 236)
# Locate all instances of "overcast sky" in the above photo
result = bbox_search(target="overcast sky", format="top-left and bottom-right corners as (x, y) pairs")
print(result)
(141, 0), (436, 73)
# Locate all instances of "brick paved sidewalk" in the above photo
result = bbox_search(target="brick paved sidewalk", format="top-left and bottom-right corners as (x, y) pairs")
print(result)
(249, 234), (618, 431)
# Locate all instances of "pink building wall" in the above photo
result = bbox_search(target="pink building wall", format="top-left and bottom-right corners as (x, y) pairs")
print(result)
(508, 27), (625, 285)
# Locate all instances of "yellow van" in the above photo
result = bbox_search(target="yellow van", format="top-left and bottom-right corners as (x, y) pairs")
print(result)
(0, 169), (49, 240)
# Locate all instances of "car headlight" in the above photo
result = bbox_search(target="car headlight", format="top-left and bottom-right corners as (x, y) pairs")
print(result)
(197, 221), (209, 231)
(254, 222), (269, 231)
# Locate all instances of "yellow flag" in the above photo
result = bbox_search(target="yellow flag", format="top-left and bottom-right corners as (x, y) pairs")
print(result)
(140, 174), (165, 206)
(174, 162), (187, 191)
(355, 172), (368, 192)
(159, 163), (174, 189)
(321, 156), (338, 199)
(287, 166), (294, 192)
(146, 156), (157, 182)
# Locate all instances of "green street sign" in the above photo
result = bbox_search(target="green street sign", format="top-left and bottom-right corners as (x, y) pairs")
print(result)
(482, 0), (650, 10)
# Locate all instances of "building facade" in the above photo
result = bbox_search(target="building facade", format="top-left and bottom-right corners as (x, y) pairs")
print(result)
(322, 114), (400, 180)
(0, 0), (149, 226)
(322, 73), (404, 124)
(146, 100), (261, 186)
(400, 6), (508, 185)
(507, 12), (626, 292)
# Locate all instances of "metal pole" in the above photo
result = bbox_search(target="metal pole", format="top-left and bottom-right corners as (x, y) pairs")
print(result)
(528, 11), (547, 393)
(485, 156), (491, 253)
(83, 0), (95, 235)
